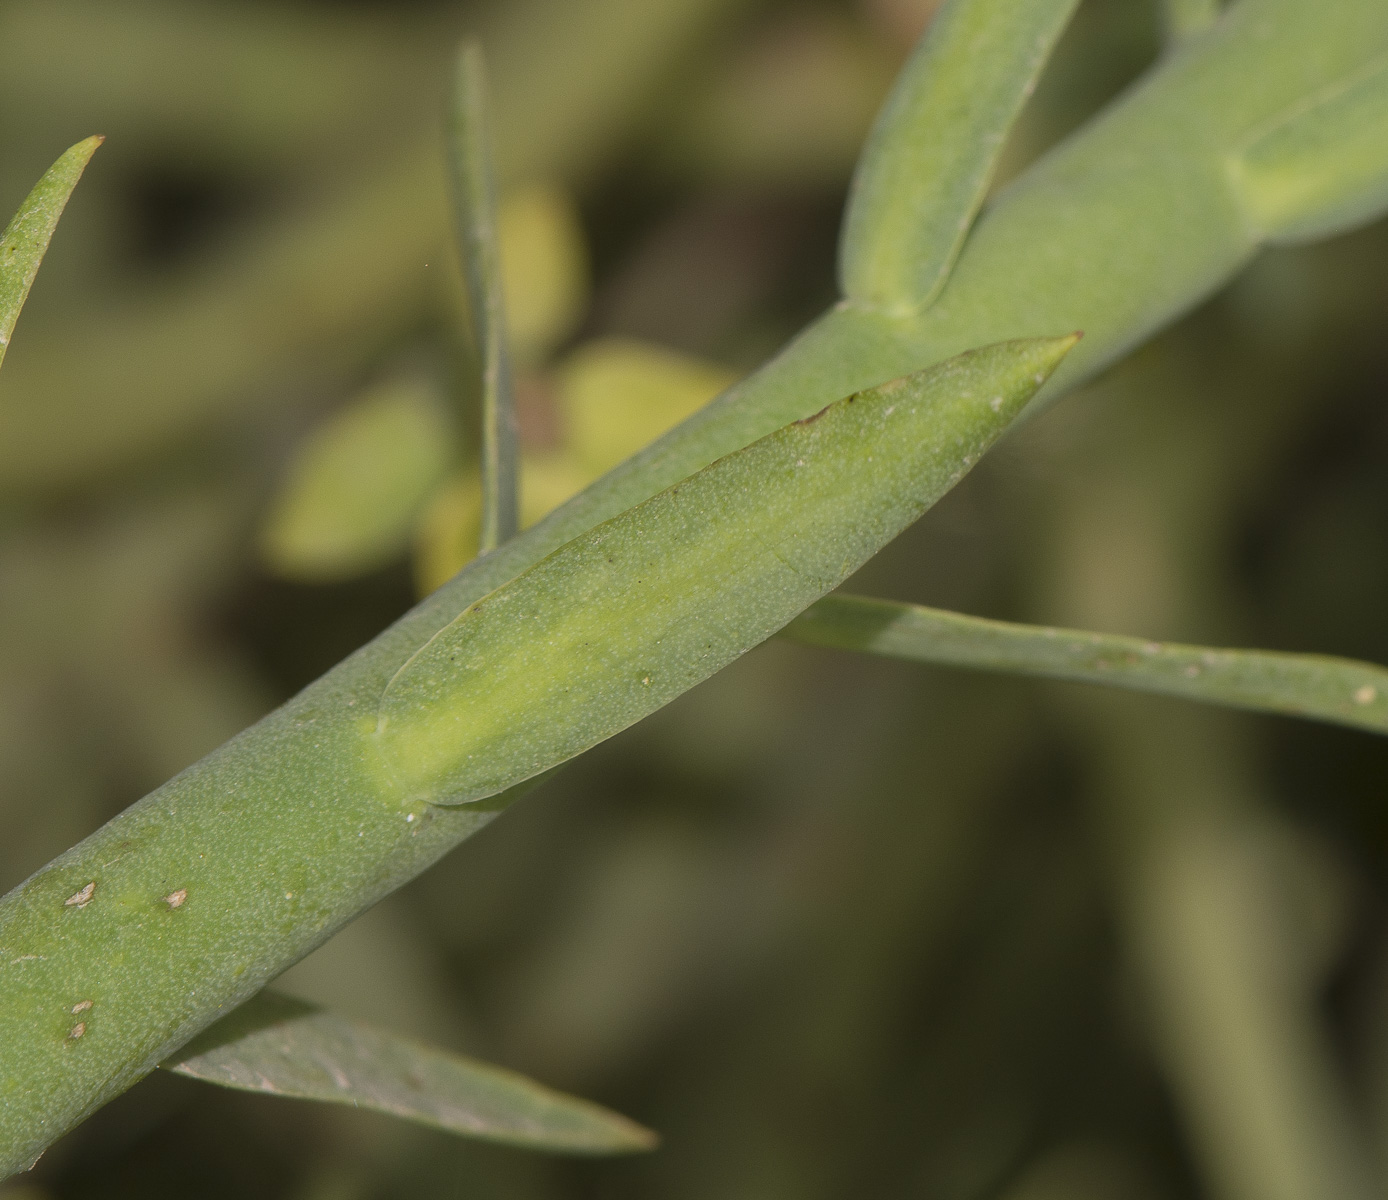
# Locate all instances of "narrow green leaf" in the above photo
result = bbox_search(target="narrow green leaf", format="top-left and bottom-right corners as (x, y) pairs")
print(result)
(377, 335), (1078, 807)
(0, 136), (101, 373)
(839, 0), (1078, 314)
(449, 41), (518, 553)
(164, 991), (655, 1155)
(783, 594), (1388, 736)
(1232, 54), (1388, 244)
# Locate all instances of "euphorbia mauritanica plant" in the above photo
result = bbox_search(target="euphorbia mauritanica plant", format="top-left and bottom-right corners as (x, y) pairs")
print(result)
(4, 0), (1388, 1177)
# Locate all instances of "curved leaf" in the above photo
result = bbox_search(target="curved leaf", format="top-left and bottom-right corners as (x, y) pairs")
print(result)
(165, 991), (655, 1155)
(0, 136), (101, 373)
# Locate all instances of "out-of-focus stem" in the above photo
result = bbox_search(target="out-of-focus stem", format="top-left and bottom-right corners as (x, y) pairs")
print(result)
(449, 42), (517, 553)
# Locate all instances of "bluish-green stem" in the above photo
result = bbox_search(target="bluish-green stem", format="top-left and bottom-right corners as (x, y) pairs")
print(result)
(4, 0), (1388, 1174)
(0, 337), (1074, 1172)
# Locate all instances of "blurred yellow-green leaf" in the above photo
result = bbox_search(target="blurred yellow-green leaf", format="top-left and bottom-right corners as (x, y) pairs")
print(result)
(414, 470), (484, 596)
(261, 376), (457, 582)
(556, 337), (736, 476)
(499, 183), (590, 363)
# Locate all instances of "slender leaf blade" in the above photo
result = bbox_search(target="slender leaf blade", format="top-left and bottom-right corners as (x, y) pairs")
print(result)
(449, 41), (518, 552)
(164, 991), (655, 1155)
(0, 136), (101, 373)
(378, 336), (1078, 807)
(784, 594), (1388, 735)
(839, 0), (1078, 314)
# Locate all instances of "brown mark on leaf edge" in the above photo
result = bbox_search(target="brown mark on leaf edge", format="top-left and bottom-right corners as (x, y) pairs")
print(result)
(794, 399), (838, 427)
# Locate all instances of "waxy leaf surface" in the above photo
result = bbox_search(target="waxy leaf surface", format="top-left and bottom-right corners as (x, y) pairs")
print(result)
(379, 336), (1077, 806)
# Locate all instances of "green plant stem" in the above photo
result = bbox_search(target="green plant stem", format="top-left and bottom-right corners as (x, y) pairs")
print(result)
(449, 41), (517, 552)
(782, 594), (1388, 736)
(0, 338), (1070, 1174)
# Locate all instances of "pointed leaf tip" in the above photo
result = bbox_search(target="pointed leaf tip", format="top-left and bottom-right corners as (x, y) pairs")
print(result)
(0, 136), (103, 373)
(946, 332), (1080, 423)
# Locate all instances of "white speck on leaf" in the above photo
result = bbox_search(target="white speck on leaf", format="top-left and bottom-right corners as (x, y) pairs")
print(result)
(164, 889), (187, 909)
(65, 883), (95, 908)
(68, 1022), (86, 1040)
(71, 1000), (92, 1014)
(989, 395), (1003, 412)
(1354, 685), (1378, 705)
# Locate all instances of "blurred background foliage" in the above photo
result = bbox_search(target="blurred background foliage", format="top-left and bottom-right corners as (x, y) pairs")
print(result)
(2, 0), (1388, 1197)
